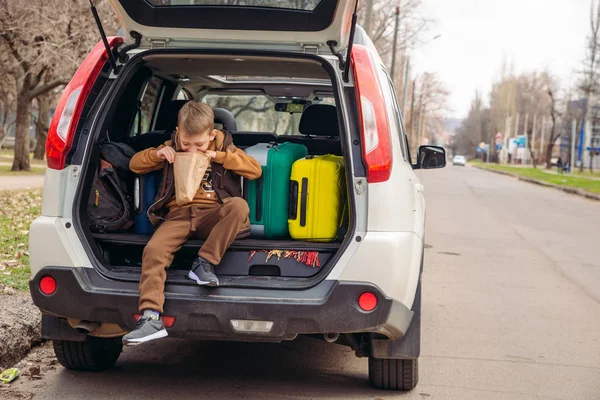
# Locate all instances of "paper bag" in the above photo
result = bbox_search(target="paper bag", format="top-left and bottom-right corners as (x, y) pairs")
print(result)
(173, 152), (210, 206)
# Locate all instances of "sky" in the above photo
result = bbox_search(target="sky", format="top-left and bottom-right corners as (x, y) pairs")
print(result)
(412, 0), (592, 119)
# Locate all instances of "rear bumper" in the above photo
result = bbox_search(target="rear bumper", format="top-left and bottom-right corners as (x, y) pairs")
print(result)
(30, 266), (413, 342)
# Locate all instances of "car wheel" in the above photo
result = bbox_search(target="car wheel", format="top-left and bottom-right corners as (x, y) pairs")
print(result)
(53, 336), (122, 371)
(368, 356), (418, 391)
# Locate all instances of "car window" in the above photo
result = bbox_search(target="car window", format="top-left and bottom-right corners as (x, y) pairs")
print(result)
(380, 70), (409, 161)
(174, 88), (191, 100)
(131, 76), (163, 135)
(204, 94), (335, 135)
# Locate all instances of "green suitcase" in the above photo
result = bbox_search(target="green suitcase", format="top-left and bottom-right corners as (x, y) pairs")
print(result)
(244, 142), (308, 238)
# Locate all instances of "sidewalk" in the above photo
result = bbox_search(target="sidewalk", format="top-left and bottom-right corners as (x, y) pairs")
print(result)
(0, 175), (45, 190)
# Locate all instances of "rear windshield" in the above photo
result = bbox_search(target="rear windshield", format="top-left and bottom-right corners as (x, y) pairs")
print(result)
(204, 94), (334, 135)
(146, 0), (322, 11)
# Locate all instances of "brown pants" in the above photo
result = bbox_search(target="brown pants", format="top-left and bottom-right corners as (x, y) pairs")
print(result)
(138, 197), (250, 313)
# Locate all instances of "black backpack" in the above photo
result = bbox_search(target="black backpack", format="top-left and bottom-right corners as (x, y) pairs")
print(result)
(87, 142), (136, 233)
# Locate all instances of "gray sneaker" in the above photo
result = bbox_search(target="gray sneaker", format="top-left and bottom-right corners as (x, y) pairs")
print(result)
(122, 316), (168, 346)
(188, 257), (219, 287)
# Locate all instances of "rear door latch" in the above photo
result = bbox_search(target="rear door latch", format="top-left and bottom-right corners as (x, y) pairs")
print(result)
(302, 44), (320, 55)
(150, 39), (169, 49)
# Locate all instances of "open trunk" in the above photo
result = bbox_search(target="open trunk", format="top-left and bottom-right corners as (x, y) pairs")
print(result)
(75, 49), (356, 285)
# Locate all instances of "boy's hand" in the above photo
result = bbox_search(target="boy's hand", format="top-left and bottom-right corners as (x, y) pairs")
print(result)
(156, 146), (176, 163)
(203, 150), (217, 159)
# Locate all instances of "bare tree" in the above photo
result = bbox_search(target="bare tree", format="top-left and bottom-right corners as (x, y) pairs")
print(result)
(546, 88), (563, 169)
(0, 62), (16, 147)
(357, 0), (432, 101)
(452, 91), (492, 158)
(527, 126), (537, 169)
(409, 72), (449, 151)
(578, 0), (600, 172)
(484, 67), (557, 166)
(33, 94), (51, 160)
(0, 0), (118, 170)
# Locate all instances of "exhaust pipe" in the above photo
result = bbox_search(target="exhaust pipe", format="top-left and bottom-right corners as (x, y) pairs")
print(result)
(74, 321), (100, 335)
(324, 333), (339, 343)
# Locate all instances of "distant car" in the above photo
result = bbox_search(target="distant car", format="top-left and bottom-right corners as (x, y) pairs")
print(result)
(452, 155), (466, 166)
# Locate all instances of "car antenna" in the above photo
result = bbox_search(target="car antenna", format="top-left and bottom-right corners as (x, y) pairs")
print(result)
(88, 0), (119, 74)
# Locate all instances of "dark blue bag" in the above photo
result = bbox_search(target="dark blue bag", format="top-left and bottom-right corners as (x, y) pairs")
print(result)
(133, 170), (162, 234)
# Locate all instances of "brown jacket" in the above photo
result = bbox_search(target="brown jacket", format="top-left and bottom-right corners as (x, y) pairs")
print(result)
(129, 130), (261, 228)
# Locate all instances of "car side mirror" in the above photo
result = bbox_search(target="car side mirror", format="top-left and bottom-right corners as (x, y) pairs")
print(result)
(413, 146), (446, 169)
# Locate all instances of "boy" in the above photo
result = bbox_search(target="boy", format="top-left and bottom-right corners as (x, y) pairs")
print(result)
(122, 101), (261, 346)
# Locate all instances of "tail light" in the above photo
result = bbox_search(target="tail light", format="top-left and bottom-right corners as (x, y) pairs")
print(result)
(39, 276), (57, 295)
(358, 291), (378, 311)
(351, 45), (393, 183)
(46, 37), (124, 170)
(134, 313), (176, 328)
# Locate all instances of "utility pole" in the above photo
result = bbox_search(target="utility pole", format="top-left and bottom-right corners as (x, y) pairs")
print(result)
(364, 0), (374, 36)
(390, 6), (400, 78)
(580, 98), (590, 172)
(502, 113), (511, 163)
(417, 110), (424, 147)
(539, 116), (546, 162)
(571, 119), (577, 171)
(531, 114), (537, 165)
(401, 55), (410, 118)
(512, 113), (520, 164)
(521, 113), (528, 165)
(409, 77), (417, 153)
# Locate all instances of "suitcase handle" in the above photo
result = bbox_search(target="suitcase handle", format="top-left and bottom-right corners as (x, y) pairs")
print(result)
(242, 177), (248, 199)
(134, 177), (141, 213)
(300, 177), (308, 227)
(289, 180), (298, 220)
(255, 175), (263, 221)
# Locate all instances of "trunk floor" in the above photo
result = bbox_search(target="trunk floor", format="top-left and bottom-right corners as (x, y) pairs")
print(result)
(93, 232), (341, 250)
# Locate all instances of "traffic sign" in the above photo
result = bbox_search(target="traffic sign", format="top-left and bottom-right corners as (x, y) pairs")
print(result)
(495, 132), (503, 145)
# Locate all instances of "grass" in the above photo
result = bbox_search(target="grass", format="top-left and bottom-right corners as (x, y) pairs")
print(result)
(0, 189), (42, 291)
(0, 149), (47, 166)
(570, 169), (600, 178)
(474, 163), (600, 195)
(0, 165), (46, 175)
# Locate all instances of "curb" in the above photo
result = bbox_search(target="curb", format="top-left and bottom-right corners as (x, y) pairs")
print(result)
(472, 166), (600, 202)
(0, 292), (42, 369)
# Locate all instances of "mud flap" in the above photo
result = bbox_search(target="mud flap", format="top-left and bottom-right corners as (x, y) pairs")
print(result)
(369, 275), (421, 359)
(370, 245), (424, 360)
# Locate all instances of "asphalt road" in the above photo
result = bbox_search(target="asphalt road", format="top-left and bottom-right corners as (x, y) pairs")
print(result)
(7, 165), (600, 399)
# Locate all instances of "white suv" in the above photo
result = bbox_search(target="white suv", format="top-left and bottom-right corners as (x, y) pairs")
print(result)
(29, 0), (445, 391)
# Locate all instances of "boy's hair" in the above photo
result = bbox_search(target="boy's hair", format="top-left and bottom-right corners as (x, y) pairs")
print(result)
(177, 101), (214, 135)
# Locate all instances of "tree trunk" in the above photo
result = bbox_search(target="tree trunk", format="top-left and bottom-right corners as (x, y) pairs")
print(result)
(545, 142), (554, 169)
(0, 103), (10, 146)
(12, 91), (32, 171)
(33, 95), (50, 160)
(528, 133), (537, 169)
(0, 125), (7, 148)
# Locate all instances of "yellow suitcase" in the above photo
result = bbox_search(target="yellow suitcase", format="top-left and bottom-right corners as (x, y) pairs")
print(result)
(288, 155), (346, 242)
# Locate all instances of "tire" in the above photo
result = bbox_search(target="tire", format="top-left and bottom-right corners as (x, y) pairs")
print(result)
(53, 336), (123, 371)
(368, 356), (419, 391)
